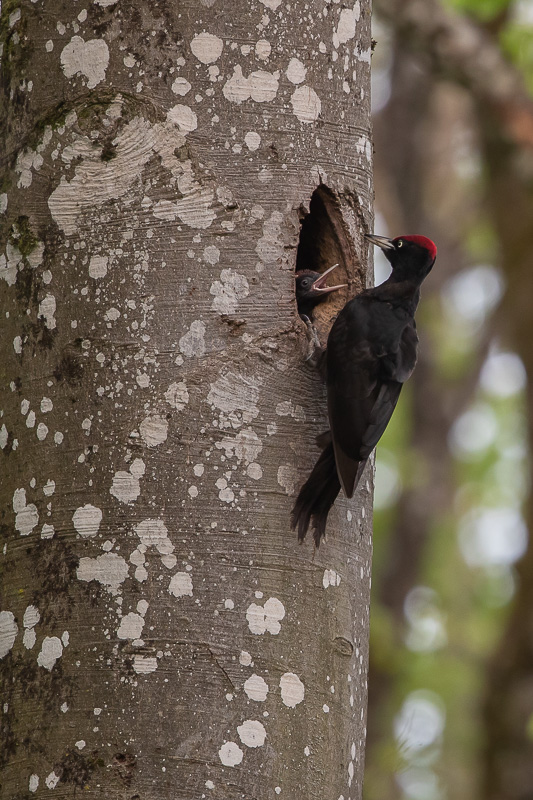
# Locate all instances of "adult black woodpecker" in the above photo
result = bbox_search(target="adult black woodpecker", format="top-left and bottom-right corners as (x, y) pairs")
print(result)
(291, 233), (437, 546)
(295, 263), (346, 319)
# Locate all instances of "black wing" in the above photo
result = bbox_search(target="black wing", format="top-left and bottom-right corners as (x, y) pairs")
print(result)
(326, 297), (418, 497)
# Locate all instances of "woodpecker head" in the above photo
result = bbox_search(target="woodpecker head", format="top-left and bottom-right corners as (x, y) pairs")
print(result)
(295, 263), (347, 317)
(366, 234), (437, 281)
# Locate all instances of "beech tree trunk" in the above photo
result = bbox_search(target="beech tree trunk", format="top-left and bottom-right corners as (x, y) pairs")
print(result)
(1, 2), (374, 798)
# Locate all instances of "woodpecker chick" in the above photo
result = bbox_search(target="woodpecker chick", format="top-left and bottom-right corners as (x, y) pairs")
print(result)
(291, 234), (437, 546)
(295, 263), (346, 319)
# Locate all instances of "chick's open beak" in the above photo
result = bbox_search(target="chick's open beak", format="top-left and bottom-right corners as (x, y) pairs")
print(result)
(311, 263), (347, 293)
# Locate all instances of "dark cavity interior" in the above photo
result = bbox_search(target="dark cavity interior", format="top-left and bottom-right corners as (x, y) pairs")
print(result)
(295, 186), (351, 275)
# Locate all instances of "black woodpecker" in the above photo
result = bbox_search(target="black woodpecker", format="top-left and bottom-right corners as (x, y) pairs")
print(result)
(291, 234), (437, 546)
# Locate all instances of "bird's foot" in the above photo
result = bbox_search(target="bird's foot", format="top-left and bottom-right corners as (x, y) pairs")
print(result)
(301, 315), (325, 369)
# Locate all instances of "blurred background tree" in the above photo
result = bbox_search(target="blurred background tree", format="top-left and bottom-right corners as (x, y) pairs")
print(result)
(365, 1), (533, 799)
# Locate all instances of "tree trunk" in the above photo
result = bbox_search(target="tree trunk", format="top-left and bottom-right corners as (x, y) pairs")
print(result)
(1, 2), (374, 798)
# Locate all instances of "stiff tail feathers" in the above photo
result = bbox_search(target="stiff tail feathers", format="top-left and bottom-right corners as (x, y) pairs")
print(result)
(290, 442), (341, 547)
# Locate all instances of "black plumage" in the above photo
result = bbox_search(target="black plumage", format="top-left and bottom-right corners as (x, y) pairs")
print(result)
(291, 234), (437, 546)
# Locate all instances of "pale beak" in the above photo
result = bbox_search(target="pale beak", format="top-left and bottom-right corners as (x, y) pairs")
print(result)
(311, 263), (347, 293)
(365, 234), (395, 251)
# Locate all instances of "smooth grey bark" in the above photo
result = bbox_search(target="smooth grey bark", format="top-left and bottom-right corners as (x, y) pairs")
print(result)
(0, 2), (374, 798)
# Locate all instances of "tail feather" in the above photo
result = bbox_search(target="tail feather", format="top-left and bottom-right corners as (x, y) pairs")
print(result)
(290, 443), (342, 547)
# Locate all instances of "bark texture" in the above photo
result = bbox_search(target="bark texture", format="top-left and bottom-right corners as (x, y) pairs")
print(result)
(1, 2), (373, 799)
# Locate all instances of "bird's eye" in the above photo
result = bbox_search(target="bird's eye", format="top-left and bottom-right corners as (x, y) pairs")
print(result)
(396, 240), (404, 248)
(301, 278), (310, 287)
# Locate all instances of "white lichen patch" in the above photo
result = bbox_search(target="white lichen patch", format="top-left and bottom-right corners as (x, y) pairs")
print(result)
(169, 571), (193, 598)
(210, 269), (249, 314)
(223, 66), (279, 104)
(104, 307), (120, 322)
(255, 211), (284, 268)
(255, 39), (271, 60)
(38, 293), (56, 329)
(77, 552), (129, 595)
(0, 242), (22, 285)
(0, 611), (18, 659)
(133, 654), (158, 674)
(139, 414), (168, 447)
(172, 77), (192, 96)
(246, 597), (285, 635)
(23, 605), (40, 629)
(237, 719), (266, 748)
(15, 148), (44, 189)
(208, 372), (261, 430)
(41, 524), (55, 540)
(203, 245), (220, 265)
(23, 628), (37, 649)
(215, 477), (234, 503)
(323, 569), (341, 588)
(73, 504), (102, 538)
(45, 772), (60, 790)
(41, 398), (53, 414)
(280, 672), (305, 707)
(48, 116), (215, 235)
(190, 32), (224, 64)
(165, 381), (189, 411)
(240, 650), (252, 666)
(179, 319), (206, 358)
(167, 104), (198, 133)
(9, 7), (21, 26)
(117, 612), (144, 640)
(29, 774), (39, 792)
(109, 458), (145, 504)
(244, 674), (269, 701)
(286, 58), (307, 85)
(259, 0), (281, 9)
(13, 488), (39, 537)
(277, 465), (298, 496)
(275, 400), (305, 422)
(60, 36), (109, 89)
(135, 518), (173, 555)
(333, 3), (360, 47)
(88, 254), (108, 279)
(37, 636), (63, 670)
(27, 241), (45, 270)
(244, 132), (260, 153)
(16, 496), (38, 535)
(247, 463), (263, 480)
(290, 85), (321, 123)
(355, 135), (372, 165)
(218, 741), (243, 767)
(355, 45), (372, 64)
(215, 427), (262, 465)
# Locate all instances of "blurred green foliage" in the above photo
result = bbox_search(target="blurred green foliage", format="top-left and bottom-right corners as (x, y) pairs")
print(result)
(444, 0), (513, 22)
(502, 24), (533, 93)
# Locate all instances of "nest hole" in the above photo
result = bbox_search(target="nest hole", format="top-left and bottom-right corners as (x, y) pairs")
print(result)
(296, 185), (351, 275)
